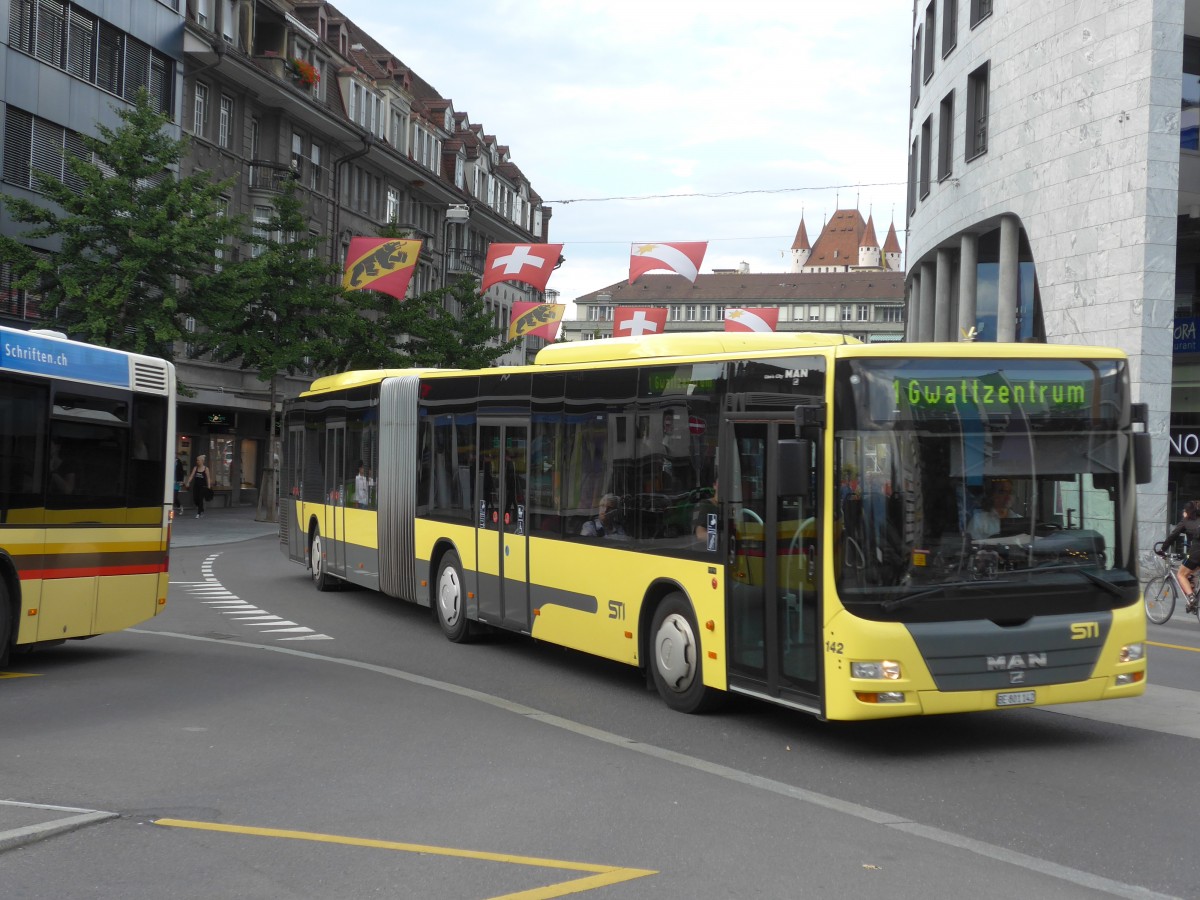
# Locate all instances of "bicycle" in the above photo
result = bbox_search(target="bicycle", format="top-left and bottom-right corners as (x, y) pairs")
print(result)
(1144, 542), (1198, 625)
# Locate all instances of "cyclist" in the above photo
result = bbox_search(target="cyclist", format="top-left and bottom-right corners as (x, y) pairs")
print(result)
(1158, 500), (1200, 613)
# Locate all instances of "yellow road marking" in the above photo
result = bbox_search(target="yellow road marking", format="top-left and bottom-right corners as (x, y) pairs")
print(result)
(1148, 639), (1200, 653)
(0, 672), (40, 679)
(154, 818), (656, 899)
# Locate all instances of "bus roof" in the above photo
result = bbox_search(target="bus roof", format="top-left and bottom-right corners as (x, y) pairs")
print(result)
(297, 332), (1129, 397)
(533, 331), (861, 365)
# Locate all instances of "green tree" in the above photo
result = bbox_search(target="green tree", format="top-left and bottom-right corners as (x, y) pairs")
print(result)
(202, 177), (358, 521)
(0, 90), (240, 357)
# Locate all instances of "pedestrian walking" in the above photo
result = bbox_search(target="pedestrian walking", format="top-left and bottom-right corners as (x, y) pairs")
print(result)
(185, 454), (211, 518)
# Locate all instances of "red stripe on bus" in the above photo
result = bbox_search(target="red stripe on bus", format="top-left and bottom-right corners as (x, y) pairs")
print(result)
(18, 562), (168, 580)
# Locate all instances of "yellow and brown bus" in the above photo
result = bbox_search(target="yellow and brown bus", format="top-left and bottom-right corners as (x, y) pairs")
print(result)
(0, 326), (176, 664)
(280, 332), (1149, 719)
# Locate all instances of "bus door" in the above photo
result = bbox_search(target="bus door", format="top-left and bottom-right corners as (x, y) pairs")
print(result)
(324, 420), (347, 578)
(476, 421), (530, 631)
(725, 417), (820, 706)
(285, 420), (305, 561)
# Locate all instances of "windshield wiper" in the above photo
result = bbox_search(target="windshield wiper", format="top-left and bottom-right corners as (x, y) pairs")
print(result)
(1026, 565), (1128, 599)
(881, 586), (944, 612)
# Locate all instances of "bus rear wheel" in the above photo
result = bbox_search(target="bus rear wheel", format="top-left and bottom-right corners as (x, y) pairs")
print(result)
(0, 578), (11, 666)
(650, 592), (720, 713)
(310, 527), (336, 592)
(436, 551), (472, 643)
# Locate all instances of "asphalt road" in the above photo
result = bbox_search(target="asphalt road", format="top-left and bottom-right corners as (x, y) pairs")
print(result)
(3, 512), (1198, 899)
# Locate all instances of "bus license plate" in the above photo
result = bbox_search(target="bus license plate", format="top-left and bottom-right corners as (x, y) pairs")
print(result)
(996, 690), (1036, 707)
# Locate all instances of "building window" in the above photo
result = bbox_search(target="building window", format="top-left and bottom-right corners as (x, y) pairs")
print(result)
(880, 306), (905, 323)
(218, 95), (232, 148)
(908, 136), (919, 214)
(386, 186), (400, 223)
(911, 25), (922, 109)
(700, 304), (712, 321)
(809, 305), (821, 321)
(841, 305), (853, 322)
(938, 91), (954, 180)
(291, 132), (304, 180)
(941, 0), (957, 57)
(919, 116), (932, 199)
(251, 205), (272, 257)
(966, 61), (990, 160)
(858, 305), (869, 322)
(686, 305), (697, 321)
(922, 2), (935, 82)
(192, 82), (208, 136)
(970, 0), (993, 28)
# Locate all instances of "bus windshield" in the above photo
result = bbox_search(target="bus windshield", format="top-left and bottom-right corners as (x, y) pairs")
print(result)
(833, 357), (1139, 621)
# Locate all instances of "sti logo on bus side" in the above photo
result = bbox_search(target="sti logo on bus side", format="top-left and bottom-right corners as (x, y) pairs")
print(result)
(1070, 621), (1099, 639)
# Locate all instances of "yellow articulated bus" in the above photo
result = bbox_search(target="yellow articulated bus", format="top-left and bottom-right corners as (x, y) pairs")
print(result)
(280, 332), (1149, 720)
(0, 325), (176, 665)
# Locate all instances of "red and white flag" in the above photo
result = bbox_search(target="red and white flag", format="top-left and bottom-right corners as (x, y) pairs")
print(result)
(724, 307), (779, 333)
(629, 241), (707, 284)
(613, 307), (668, 337)
(481, 243), (563, 293)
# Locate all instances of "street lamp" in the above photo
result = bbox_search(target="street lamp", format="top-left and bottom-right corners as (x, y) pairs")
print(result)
(443, 204), (470, 289)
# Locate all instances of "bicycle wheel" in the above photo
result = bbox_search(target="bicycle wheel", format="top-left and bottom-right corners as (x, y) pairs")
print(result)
(1144, 575), (1176, 625)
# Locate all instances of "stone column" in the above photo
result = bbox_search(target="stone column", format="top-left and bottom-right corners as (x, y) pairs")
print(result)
(996, 215), (1019, 342)
(906, 273), (920, 341)
(957, 232), (978, 340)
(934, 248), (954, 341)
(919, 260), (936, 341)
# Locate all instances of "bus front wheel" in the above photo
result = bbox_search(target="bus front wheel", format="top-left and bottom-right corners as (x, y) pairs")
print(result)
(310, 527), (336, 592)
(436, 551), (472, 643)
(650, 593), (719, 713)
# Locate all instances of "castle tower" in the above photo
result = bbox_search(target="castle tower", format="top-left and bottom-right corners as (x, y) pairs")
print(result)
(789, 217), (811, 272)
(882, 220), (903, 271)
(858, 214), (881, 269)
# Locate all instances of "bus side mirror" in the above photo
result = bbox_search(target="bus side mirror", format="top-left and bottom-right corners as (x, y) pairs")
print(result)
(1134, 433), (1152, 485)
(777, 439), (812, 498)
(1131, 403), (1151, 485)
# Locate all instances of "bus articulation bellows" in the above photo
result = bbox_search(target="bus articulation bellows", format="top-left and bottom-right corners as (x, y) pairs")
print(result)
(280, 332), (1149, 720)
(0, 326), (176, 664)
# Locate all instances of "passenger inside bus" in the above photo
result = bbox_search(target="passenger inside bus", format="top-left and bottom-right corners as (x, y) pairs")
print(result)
(967, 478), (1017, 539)
(581, 493), (628, 539)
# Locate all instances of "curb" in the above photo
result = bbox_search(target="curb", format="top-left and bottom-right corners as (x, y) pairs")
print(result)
(0, 800), (118, 852)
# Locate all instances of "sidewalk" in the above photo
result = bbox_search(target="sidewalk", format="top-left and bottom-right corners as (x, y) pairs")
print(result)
(170, 499), (280, 548)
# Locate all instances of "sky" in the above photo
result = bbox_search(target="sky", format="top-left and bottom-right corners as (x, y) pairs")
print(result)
(332, 0), (915, 306)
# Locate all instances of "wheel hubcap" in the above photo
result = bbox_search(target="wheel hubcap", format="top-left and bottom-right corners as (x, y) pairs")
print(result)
(438, 566), (461, 626)
(311, 535), (323, 580)
(655, 613), (697, 693)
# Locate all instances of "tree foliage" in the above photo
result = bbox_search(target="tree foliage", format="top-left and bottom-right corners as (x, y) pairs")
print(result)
(0, 91), (239, 357)
(198, 177), (355, 382)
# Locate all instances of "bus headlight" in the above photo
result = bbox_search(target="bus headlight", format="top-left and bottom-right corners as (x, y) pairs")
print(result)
(1118, 643), (1144, 663)
(851, 660), (901, 680)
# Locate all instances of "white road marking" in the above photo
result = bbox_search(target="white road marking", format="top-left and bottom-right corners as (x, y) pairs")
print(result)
(183, 553), (332, 642)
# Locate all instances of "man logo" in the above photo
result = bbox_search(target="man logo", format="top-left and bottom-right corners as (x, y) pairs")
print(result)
(1071, 622), (1099, 640)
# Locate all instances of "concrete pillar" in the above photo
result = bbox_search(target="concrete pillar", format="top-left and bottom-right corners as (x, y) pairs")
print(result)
(996, 215), (1019, 342)
(919, 260), (936, 341)
(906, 273), (920, 341)
(958, 232), (978, 340)
(934, 248), (953, 342)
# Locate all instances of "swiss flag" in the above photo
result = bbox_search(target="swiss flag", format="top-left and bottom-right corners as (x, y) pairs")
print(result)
(629, 242), (707, 284)
(480, 243), (563, 293)
(613, 307), (668, 337)
(724, 307), (780, 333)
